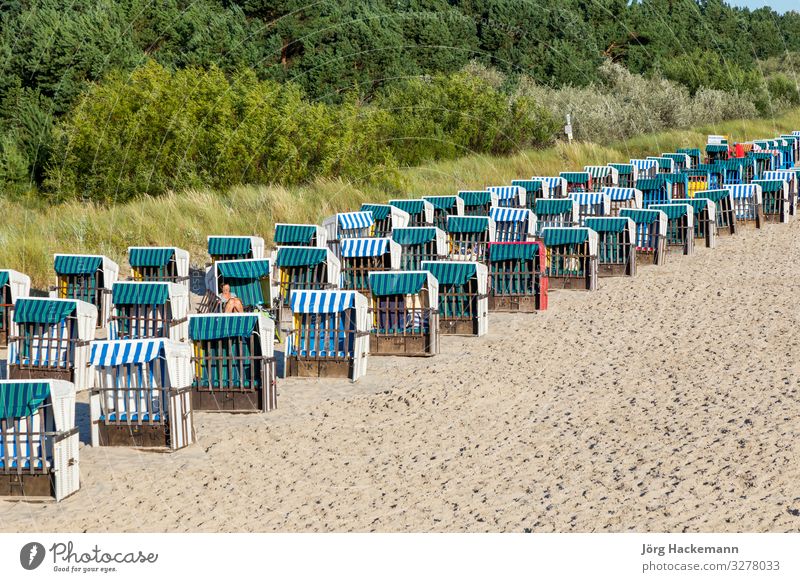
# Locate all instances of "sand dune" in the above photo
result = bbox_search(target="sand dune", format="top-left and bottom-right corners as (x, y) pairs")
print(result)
(3, 220), (800, 532)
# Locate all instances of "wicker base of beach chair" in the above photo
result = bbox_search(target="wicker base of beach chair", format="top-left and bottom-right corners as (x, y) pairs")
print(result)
(370, 334), (434, 356)
(488, 295), (538, 312)
(636, 247), (666, 266)
(438, 318), (478, 336)
(97, 422), (170, 448)
(0, 472), (54, 498)
(286, 356), (352, 379)
(547, 273), (596, 291)
(8, 366), (73, 383)
(598, 262), (634, 277)
(192, 388), (264, 412)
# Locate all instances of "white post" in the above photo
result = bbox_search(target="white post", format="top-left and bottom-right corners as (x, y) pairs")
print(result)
(565, 114), (573, 144)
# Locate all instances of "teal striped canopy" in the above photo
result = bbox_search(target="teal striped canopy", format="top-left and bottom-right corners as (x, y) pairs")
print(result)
(609, 163), (633, 175)
(620, 208), (660, 224)
(0, 382), (50, 420)
(584, 217), (629, 233)
(650, 204), (690, 219)
(189, 315), (259, 340)
(717, 159), (743, 171)
(360, 204), (391, 221)
(447, 216), (490, 233)
(208, 237), (251, 257)
(424, 196), (458, 210)
(422, 262), (477, 287)
(541, 228), (589, 246)
(369, 272), (428, 296)
(535, 198), (573, 215)
(752, 180), (784, 192)
(390, 200), (426, 215)
(275, 247), (327, 267)
(459, 191), (493, 206)
(217, 260), (270, 280)
(54, 255), (102, 275)
(392, 228), (437, 246)
(678, 148), (702, 158)
(695, 190), (730, 203)
(510, 180), (543, 193)
(636, 177), (666, 191)
(560, 171), (590, 183)
(129, 247), (174, 267)
(488, 243), (540, 261)
(112, 283), (169, 305)
(14, 298), (77, 324)
(274, 224), (316, 245)
(706, 144), (729, 153)
(679, 198), (712, 215)
(0, 271), (8, 288)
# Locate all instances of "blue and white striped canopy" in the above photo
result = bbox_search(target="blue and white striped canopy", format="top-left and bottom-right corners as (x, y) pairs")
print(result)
(531, 176), (566, 189)
(90, 339), (164, 367)
(601, 187), (639, 201)
(630, 159), (658, 171)
(487, 185), (524, 200)
(489, 207), (532, 223)
(290, 290), (356, 313)
(570, 192), (606, 205)
(584, 166), (611, 178)
(762, 171), (794, 183)
(726, 184), (759, 199)
(337, 211), (373, 230)
(340, 238), (390, 258)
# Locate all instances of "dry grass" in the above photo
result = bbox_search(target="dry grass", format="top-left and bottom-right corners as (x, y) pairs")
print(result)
(3, 108), (800, 288)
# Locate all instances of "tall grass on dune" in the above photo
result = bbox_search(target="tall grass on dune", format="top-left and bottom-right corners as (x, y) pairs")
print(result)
(3, 108), (800, 289)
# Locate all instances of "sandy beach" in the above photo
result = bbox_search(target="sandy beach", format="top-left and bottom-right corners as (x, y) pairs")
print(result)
(2, 219), (800, 533)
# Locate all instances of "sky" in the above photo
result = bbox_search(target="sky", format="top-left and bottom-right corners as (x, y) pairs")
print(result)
(727, 0), (797, 13)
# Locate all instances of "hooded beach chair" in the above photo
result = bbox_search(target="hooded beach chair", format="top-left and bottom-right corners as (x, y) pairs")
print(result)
(322, 211), (375, 259)
(705, 143), (729, 164)
(391, 227), (448, 270)
(751, 180), (789, 224)
(584, 217), (637, 277)
(560, 171), (592, 193)
(619, 208), (668, 266)
(677, 148), (702, 168)
(274, 246), (340, 308)
(569, 192), (611, 224)
(717, 159), (744, 186)
(662, 153), (691, 171)
(459, 190), (498, 216)
(511, 180), (550, 207)
(584, 165), (619, 188)
(0, 379), (79, 501)
(340, 238), (401, 296)
(128, 246), (190, 293)
(540, 227), (598, 291)
(637, 176), (672, 208)
(8, 298), (96, 390)
(89, 338), (194, 450)
(273, 223), (327, 248)
(650, 204), (694, 256)
(683, 169), (711, 198)
(695, 190), (736, 236)
(52, 255), (118, 329)
(725, 184), (764, 229)
(630, 159), (659, 180)
(609, 164), (638, 188)
(446, 216), (496, 262)
(489, 208), (536, 243)
(487, 242), (548, 311)
(210, 258), (273, 314)
(763, 171), (797, 216)
(207, 236), (265, 264)
(189, 313), (277, 412)
(748, 151), (777, 178)
(389, 199), (434, 227)
(534, 198), (579, 235)
(367, 271), (439, 356)
(109, 281), (189, 342)
(487, 185), (525, 209)
(423, 196), (465, 231)
(671, 198), (717, 249)
(781, 135), (800, 162)
(0, 269), (30, 348)
(285, 290), (370, 381)
(601, 187), (642, 215)
(359, 203), (410, 237)
(421, 261), (488, 337)
(647, 156), (675, 174)
(531, 176), (567, 198)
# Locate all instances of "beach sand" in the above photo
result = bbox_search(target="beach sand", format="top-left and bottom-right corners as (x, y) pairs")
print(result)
(2, 219), (800, 532)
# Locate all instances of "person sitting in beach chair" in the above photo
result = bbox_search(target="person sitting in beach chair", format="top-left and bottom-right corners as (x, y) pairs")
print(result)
(219, 283), (244, 313)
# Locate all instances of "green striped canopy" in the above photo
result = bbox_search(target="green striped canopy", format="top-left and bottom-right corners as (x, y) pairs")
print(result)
(112, 283), (169, 305)
(619, 209), (660, 224)
(129, 247), (174, 267)
(392, 228), (437, 246)
(535, 198), (573, 215)
(706, 144), (729, 153)
(54, 255), (102, 275)
(695, 190), (730, 203)
(678, 148), (701, 158)
(447, 216), (490, 233)
(649, 157), (673, 170)
(208, 237), (251, 257)
(717, 159), (743, 171)
(390, 200), (426, 215)
(423, 196), (458, 210)
(683, 169), (710, 178)
(369, 272), (428, 296)
(217, 260), (270, 280)
(0, 382), (50, 420)
(748, 152), (775, 160)
(189, 315), (259, 340)
(14, 298), (77, 324)
(274, 224), (316, 245)
(422, 262), (477, 287)
(360, 204), (391, 221)
(510, 180), (543, 193)
(275, 247), (327, 267)
(636, 177), (666, 191)
(650, 204), (690, 219)
(752, 180), (784, 192)
(584, 217), (629, 233)
(680, 198), (712, 215)
(488, 243), (539, 261)
(696, 164), (719, 172)
(541, 228), (589, 246)
(459, 191), (493, 206)
(0, 271), (8, 288)
(560, 171), (590, 183)
(609, 163), (633, 175)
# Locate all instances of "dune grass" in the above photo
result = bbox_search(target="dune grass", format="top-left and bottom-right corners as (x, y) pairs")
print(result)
(3, 108), (800, 289)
